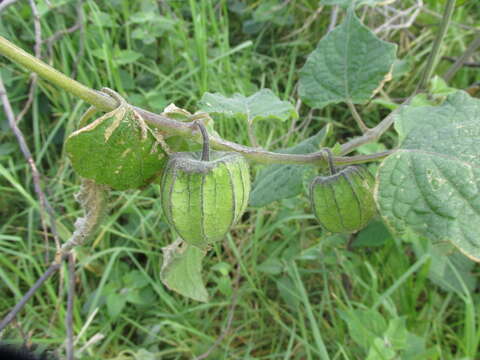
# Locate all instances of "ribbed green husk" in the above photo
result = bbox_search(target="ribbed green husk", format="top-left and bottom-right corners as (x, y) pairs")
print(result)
(161, 151), (250, 248)
(309, 166), (376, 233)
(66, 109), (165, 190)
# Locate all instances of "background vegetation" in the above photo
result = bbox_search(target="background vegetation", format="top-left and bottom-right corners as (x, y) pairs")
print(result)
(0, 0), (479, 359)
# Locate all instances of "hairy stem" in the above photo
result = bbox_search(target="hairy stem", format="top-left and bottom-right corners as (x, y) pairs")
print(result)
(0, 35), (393, 166)
(323, 148), (336, 175)
(0, 41), (391, 175)
(0, 36), (113, 110)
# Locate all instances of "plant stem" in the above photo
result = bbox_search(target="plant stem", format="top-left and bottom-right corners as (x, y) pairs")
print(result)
(322, 148), (336, 175)
(340, 95), (414, 155)
(417, 0), (456, 92)
(0, 35), (388, 166)
(0, 260), (64, 332)
(247, 120), (260, 148)
(347, 101), (369, 133)
(195, 121), (210, 161)
(443, 31), (480, 82)
(0, 36), (113, 110)
(341, 1), (455, 155)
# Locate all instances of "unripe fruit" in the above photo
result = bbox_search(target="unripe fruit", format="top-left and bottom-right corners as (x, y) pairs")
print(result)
(161, 123), (250, 248)
(309, 152), (376, 233)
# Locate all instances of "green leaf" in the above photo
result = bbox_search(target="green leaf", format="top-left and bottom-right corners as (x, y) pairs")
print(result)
(257, 258), (284, 275)
(299, 9), (396, 109)
(353, 220), (392, 248)
(339, 308), (388, 349)
(106, 293), (127, 319)
(114, 49), (143, 66)
(160, 239), (208, 302)
(429, 75), (458, 97)
(199, 89), (298, 123)
(249, 124), (332, 207)
(65, 106), (165, 190)
(376, 91), (480, 261)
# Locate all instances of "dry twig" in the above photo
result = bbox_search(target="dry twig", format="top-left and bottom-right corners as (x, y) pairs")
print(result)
(0, 179), (107, 333)
(0, 0), (19, 13)
(66, 253), (76, 360)
(443, 32), (480, 82)
(374, 0), (423, 35)
(0, 75), (62, 258)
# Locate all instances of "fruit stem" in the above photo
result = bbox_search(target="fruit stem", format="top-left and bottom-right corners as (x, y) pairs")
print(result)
(323, 148), (336, 175)
(196, 121), (210, 161)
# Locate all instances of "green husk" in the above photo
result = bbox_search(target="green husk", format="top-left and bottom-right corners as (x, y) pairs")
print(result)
(310, 166), (376, 233)
(161, 151), (250, 248)
(66, 106), (165, 190)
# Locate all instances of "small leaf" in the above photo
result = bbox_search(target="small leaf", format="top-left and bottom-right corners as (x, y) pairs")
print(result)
(276, 275), (300, 309)
(106, 293), (127, 319)
(429, 75), (458, 97)
(160, 239), (208, 302)
(257, 258), (284, 275)
(299, 9), (396, 109)
(114, 49), (143, 66)
(353, 220), (392, 248)
(339, 308), (388, 349)
(376, 91), (480, 261)
(249, 124), (332, 207)
(199, 89), (298, 123)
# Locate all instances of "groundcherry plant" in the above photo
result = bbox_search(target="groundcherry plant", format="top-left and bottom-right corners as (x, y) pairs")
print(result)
(0, 0), (478, 359)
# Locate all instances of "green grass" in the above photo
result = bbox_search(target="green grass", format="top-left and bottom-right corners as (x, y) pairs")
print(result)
(1, 0), (480, 359)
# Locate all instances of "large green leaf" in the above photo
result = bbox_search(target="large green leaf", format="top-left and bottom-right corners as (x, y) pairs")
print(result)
(249, 124), (332, 207)
(376, 91), (480, 261)
(199, 89), (298, 123)
(299, 9), (396, 109)
(160, 239), (208, 302)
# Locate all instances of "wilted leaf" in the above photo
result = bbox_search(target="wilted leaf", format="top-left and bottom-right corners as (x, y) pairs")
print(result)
(249, 124), (332, 207)
(299, 9), (396, 108)
(160, 239), (208, 302)
(199, 89), (298, 124)
(376, 91), (480, 261)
